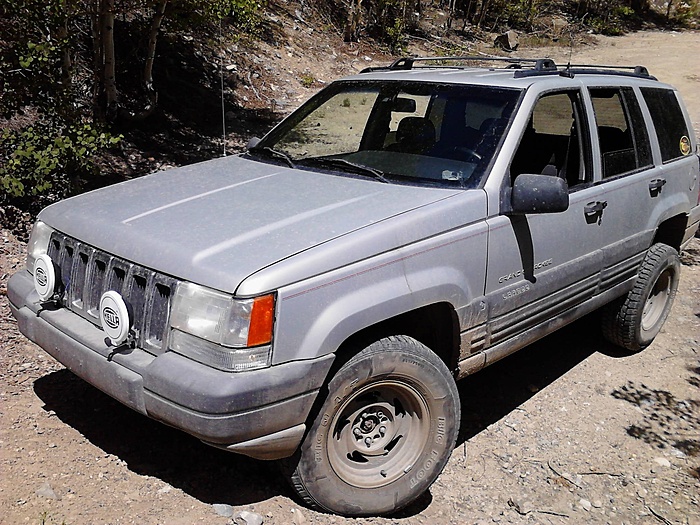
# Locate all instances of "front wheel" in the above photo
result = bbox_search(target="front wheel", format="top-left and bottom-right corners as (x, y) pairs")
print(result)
(602, 243), (680, 351)
(286, 335), (460, 516)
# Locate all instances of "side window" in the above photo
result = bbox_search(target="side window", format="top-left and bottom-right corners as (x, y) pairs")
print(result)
(641, 87), (693, 163)
(589, 87), (652, 178)
(510, 90), (590, 190)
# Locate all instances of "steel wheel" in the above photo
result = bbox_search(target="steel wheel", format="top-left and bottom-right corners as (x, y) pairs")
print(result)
(285, 335), (460, 516)
(327, 380), (430, 488)
(641, 267), (673, 332)
(602, 243), (680, 351)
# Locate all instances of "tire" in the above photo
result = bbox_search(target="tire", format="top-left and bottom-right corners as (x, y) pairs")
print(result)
(602, 243), (680, 352)
(285, 335), (460, 516)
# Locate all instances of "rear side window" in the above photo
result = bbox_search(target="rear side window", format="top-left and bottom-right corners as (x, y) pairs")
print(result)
(589, 87), (652, 178)
(641, 87), (692, 163)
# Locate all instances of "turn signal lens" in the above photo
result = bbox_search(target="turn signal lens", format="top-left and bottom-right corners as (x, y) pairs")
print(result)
(247, 294), (275, 346)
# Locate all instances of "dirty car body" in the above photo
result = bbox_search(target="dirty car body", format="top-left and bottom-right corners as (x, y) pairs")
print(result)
(8, 57), (700, 516)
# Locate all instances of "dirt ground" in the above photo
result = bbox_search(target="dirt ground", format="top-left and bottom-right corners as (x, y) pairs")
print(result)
(1, 31), (700, 525)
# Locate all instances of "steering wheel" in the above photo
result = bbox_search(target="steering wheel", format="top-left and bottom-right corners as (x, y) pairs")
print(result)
(440, 146), (482, 163)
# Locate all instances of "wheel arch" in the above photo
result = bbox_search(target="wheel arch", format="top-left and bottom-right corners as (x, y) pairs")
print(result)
(333, 301), (462, 374)
(653, 213), (688, 251)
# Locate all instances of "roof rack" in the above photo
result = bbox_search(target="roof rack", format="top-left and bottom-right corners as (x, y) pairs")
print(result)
(360, 55), (655, 80)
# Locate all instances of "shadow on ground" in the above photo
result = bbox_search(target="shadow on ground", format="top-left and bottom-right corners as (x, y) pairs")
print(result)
(456, 312), (615, 446)
(32, 313), (619, 514)
(33, 370), (285, 507)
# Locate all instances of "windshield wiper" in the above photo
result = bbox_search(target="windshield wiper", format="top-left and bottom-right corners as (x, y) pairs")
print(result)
(249, 146), (296, 168)
(301, 157), (390, 183)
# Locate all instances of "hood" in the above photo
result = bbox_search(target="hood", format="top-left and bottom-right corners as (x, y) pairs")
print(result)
(40, 155), (460, 293)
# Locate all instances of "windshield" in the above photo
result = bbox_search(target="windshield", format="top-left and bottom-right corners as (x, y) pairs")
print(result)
(253, 80), (522, 188)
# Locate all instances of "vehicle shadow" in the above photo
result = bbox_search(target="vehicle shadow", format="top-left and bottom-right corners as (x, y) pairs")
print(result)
(455, 312), (617, 446)
(31, 312), (620, 514)
(32, 370), (286, 507)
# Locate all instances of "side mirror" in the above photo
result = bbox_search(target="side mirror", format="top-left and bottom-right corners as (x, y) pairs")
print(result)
(247, 137), (261, 150)
(511, 174), (569, 214)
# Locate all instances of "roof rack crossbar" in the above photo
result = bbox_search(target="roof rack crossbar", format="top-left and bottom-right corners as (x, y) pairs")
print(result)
(387, 55), (556, 71)
(360, 55), (653, 79)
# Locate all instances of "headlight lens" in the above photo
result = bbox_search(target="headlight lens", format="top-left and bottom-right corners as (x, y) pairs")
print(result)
(168, 282), (275, 371)
(26, 221), (55, 272)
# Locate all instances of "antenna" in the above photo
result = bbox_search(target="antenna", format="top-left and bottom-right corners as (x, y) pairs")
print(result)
(219, 17), (227, 157)
(560, 22), (574, 78)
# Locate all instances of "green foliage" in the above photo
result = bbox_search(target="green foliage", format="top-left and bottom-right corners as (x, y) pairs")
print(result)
(0, 121), (121, 198)
(300, 74), (316, 88)
(386, 17), (407, 53)
(672, 0), (700, 25)
(171, 0), (264, 32)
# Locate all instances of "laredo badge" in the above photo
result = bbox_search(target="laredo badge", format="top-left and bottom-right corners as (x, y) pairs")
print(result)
(680, 136), (691, 156)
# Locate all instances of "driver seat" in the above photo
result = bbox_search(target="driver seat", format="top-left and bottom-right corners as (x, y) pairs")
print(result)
(388, 117), (436, 154)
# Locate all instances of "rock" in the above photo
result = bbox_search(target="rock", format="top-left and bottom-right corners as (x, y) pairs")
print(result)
(551, 16), (569, 33)
(494, 30), (519, 51)
(507, 497), (533, 515)
(36, 482), (59, 500)
(234, 510), (264, 525)
(212, 503), (234, 517)
(653, 457), (671, 468)
(291, 507), (307, 525)
(579, 498), (592, 511)
(592, 500), (603, 508)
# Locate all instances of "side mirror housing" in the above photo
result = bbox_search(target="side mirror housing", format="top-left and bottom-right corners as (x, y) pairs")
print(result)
(510, 174), (569, 214)
(247, 137), (261, 150)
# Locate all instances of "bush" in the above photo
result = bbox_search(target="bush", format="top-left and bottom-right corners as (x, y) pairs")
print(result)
(0, 120), (121, 199)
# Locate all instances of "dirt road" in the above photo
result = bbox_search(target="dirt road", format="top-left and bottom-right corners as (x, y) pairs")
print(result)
(1, 31), (699, 525)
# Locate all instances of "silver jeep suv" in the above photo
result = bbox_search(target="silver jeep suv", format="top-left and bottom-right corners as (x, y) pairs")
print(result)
(8, 56), (700, 516)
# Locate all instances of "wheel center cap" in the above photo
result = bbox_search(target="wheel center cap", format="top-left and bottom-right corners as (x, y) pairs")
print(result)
(362, 416), (378, 432)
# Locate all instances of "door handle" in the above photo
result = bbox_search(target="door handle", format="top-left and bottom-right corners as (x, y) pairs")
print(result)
(584, 200), (607, 224)
(649, 178), (666, 196)
(584, 201), (608, 215)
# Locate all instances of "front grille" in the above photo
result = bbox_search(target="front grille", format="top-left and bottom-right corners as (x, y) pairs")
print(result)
(47, 232), (178, 354)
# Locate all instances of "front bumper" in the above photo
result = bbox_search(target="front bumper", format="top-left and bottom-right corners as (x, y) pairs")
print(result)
(8, 270), (333, 460)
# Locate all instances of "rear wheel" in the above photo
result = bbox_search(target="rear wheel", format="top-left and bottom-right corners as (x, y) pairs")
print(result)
(286, 335), (460, 516)
(602, 243), (680, 351)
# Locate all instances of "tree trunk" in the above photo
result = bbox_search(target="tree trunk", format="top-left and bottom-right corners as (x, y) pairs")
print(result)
(56, 19), (72, 90)
(91, 0), (104, 120)
(666, 0), (674, 19)
(344, 0), (362, 42)
(126, 0), (168, 120)
(102, 0), (118, 118)
(477, 0), (492, 28)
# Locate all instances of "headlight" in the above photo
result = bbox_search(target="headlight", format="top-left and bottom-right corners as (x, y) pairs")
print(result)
(26, 221), (55, 272)
(168, 282), (275, 371)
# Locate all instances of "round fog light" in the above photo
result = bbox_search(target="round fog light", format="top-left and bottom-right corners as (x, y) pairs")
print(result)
(34, 254), (57, 302)
(99, 291), (131, 346)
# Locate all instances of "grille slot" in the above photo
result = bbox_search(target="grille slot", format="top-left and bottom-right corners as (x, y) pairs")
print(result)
(47, 232), (178, 354)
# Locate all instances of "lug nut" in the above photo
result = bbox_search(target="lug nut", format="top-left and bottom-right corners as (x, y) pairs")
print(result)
(364, 437), (372, 448)
(379, 426), (386, 436)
